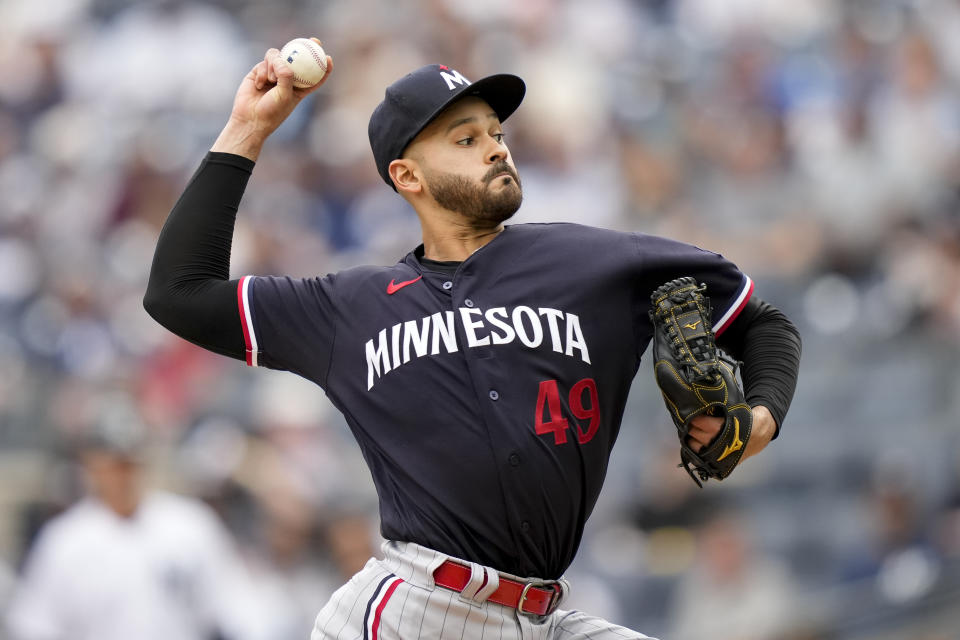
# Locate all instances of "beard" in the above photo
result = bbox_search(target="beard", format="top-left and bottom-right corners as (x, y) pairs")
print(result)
(424, 162), (523, 226)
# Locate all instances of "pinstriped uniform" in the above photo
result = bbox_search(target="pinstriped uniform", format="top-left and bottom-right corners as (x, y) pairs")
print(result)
(311, 542), (656, 640)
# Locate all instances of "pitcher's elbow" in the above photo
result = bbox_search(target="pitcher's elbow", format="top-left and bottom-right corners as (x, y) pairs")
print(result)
(142, 286), (171, 328)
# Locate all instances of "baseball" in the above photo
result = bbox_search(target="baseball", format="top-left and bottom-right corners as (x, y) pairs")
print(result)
(279, 38), (327, 88)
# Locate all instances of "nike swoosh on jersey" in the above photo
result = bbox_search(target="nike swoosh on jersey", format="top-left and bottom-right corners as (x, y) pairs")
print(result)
(386, 276), (422, 295)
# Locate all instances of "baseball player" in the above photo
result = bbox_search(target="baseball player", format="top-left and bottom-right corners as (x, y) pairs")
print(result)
(144, 43), (801, 639)
(4, 415), (257, 640)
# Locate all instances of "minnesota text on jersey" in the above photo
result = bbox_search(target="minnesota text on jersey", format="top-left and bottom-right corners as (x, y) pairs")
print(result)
(365, 305), (591, 390)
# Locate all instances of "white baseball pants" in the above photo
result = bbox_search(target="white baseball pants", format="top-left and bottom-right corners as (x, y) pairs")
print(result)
(311, 541), (656, 640)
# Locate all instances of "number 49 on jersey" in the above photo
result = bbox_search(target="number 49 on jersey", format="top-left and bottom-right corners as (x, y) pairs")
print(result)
(534, 378), (600, 445)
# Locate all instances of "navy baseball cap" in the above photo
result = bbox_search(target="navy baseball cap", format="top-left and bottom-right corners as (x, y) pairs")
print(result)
(368, 64), (526, 189)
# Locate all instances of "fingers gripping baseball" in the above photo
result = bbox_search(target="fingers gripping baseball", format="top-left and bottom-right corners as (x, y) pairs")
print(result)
(256, 49), (293, 100)
(230, 39), (333, 139)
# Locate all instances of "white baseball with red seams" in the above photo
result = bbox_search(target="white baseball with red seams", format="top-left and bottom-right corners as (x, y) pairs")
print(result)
(279, 38), (327, 88)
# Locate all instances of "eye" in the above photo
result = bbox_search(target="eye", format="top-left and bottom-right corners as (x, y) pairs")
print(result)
(493, 133), (505, 143)
(456, 137), (474, 146)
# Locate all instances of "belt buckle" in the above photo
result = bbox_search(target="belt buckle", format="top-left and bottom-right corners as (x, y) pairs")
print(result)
(517, 581), (563, 618)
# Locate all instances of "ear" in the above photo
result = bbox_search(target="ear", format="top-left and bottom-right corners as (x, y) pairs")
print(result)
(389, 158), (422, 194)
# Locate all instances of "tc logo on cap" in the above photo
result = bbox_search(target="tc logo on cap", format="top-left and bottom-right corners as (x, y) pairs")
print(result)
(439, 67), (471, 91)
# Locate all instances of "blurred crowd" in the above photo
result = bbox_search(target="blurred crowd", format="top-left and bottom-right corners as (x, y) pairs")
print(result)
(1, 0), (959, 638)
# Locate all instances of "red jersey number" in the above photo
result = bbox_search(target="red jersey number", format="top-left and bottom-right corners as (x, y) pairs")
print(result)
(534, 378), (600, 445)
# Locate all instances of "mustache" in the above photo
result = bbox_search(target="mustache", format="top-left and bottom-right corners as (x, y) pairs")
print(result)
(484, 163), (520, 185)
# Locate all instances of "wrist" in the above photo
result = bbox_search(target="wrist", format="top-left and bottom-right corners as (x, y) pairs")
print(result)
(743, 405), (776, 459)
(211, 119), (268, 161)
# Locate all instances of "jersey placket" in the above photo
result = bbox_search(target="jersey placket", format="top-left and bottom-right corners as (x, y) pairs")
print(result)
(440, 260), (536, 552)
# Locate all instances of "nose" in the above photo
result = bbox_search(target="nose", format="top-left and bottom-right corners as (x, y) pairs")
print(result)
(486, 137), (507, 164)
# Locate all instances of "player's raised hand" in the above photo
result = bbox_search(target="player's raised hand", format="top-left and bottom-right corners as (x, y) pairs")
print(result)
(212, 38), (333, 160)
(240, 41), (332, 128)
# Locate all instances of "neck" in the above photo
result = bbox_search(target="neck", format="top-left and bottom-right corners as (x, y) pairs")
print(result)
(418, 213), (505, 262)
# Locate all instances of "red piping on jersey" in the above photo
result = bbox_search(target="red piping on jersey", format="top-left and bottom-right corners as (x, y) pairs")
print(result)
(714, 276), (754, 337)
(237, 276), (254, 366)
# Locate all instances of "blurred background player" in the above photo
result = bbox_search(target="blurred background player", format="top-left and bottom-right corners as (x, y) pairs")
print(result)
(4, 406), (257, 640)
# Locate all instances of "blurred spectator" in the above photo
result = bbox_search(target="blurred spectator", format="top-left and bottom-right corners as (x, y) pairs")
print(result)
(4, 407), (258, 640)
(839, 461), (942, 606)
(871, 27), (958, 219)
(934, 492), (960, 560)
(231, 448), (378, 640)
(239, 503), (372, 640)
(667, 510), (800, 640)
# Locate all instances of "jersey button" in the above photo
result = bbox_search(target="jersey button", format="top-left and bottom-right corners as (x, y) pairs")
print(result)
(488, 390), (499, 401)
(442, 281), (453, 290)
(508, 453), (520, 466)
(464, 298), (474, 307)
(520, 521), (531, 532)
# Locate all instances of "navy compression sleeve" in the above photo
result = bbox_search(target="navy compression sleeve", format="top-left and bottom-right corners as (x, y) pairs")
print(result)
(143, 152), (255, 359)
(716, 296), (802, 435)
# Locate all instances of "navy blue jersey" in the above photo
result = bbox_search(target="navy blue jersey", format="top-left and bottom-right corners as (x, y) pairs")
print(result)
(236, 223), (752, 578)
